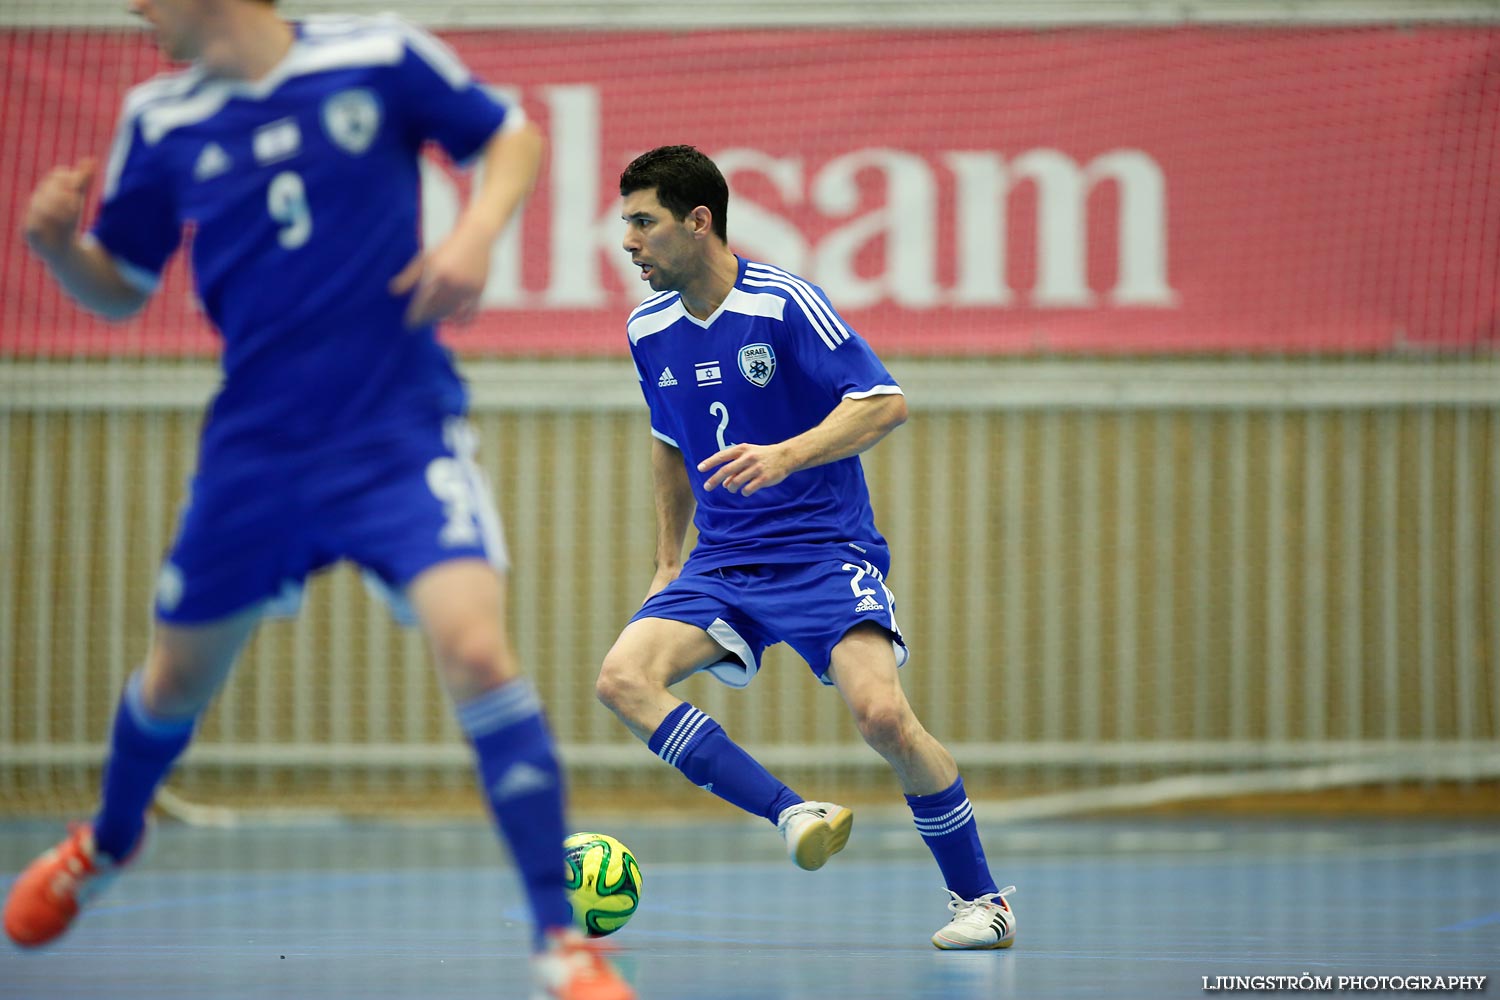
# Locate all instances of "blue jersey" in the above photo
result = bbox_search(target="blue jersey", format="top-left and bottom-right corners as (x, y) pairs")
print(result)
(93, 14), (518, 454)
(627, 257), (903, 573)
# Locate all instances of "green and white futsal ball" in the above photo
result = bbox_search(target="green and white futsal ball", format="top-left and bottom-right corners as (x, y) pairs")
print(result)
(563, 832), (642, 937)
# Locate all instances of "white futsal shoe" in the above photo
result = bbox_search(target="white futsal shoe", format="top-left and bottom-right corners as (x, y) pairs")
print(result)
(775, 800), (853, 871)
(931, 887), (1017, 950)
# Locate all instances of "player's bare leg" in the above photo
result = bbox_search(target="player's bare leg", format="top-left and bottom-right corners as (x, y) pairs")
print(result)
(407, 558), (523, 699)
(408, 559), (634, 1000)
(827, 623), (957, 795)
(595, 616), (724, 741)
(828, 622), (1016, 950)
(138, 607), (263, 716)
(5, 607), (261, 947)
(598, 617), (850, 870)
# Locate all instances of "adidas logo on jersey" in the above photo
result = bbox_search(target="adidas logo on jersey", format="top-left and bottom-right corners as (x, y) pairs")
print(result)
(658, 367), (678, 387)
(854, 594), (884, 613)
(490, 762), (555, 801)
(193, 142), (232, 181)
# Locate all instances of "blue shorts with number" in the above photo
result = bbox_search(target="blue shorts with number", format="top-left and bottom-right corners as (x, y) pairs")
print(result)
(154, 417), (507, 625)
(629, 557), (910, 688)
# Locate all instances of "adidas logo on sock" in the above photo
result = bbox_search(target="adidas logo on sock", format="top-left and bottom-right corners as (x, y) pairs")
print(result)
(490, 762), (554, 801)
(854, 594), (883, 613)
(657, 367), (678, 387)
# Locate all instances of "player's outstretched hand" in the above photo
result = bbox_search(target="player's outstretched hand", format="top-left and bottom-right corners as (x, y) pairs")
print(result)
(24, 159), (96, 258)
(389, 228), (490, 328)
(698, 443), (793, 496)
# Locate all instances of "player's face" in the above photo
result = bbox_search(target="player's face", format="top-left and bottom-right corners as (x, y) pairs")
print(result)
(127, 0), (205, 62)
(621, 188), (704, 294)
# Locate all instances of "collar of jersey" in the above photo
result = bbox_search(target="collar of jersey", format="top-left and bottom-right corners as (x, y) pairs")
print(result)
(681, 255), (752, 329)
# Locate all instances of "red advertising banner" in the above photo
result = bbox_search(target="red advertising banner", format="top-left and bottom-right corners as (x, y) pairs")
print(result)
(2, 27), (1496, 357)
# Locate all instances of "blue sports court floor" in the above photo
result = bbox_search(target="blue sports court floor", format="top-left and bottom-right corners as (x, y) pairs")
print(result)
(2, 814), (1496, 999)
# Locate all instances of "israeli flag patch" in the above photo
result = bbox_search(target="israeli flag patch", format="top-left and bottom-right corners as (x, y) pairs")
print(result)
(738, 343), (776, 387)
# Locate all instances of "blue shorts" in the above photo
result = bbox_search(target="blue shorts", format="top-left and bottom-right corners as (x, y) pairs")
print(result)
(630, 557), (910, 688)
(154, 417), (507, 625)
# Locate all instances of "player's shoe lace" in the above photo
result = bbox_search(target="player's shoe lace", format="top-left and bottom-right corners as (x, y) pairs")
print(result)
(3, 822), (139, 948)
(775, 800), (854, 871)
(531, 927), (635, 1000)
(931, 886), (1018, 950)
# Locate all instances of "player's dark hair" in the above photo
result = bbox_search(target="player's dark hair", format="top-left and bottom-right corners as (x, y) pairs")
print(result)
(619, 145), (728, 242)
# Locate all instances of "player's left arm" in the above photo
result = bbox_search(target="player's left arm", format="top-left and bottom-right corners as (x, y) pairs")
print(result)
(381, 18), (543, 327)
(698, 391), (908, 496)
(391, 120), (543, 327)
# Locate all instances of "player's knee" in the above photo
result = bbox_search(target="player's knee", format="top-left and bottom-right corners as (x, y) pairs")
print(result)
(853, 701), (917, 758)
(595, 653), (650, 713)
(138, 659), (217, 718)
(431, 623), (515, 697)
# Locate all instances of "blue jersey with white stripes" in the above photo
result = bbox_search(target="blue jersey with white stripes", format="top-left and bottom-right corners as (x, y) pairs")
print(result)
(627, 256), (904, 572)
(93, 14), (517, 454)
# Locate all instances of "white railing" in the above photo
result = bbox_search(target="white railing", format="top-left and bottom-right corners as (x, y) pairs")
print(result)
(2, 359), (1497, 814)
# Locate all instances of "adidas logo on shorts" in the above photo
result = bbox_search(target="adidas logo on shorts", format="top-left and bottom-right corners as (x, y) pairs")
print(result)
(854, 594), (883, 613)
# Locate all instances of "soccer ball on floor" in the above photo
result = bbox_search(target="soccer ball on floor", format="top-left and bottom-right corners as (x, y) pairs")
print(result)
(563, 832), (642, 937)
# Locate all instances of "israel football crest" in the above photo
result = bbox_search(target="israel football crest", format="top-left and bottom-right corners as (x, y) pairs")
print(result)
(738, 343), (776, 387)
(321, 88), (382, 156)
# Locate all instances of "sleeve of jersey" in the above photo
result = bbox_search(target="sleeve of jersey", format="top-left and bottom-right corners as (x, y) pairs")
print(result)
(781, 285), (902, 401)
(89, 112), (181, 295)
(391, 21), (519, 166)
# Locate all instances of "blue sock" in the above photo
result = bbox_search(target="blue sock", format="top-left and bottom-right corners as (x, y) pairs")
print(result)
(92, 671), (195, 861)
(906, 775), (999, 900)
(648, 702), (802, 824)
(459, 681), (572, 944)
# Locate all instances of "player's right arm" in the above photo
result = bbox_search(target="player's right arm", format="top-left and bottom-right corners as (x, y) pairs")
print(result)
(645, 436), (695, 601)
(24, 159), (149, 320)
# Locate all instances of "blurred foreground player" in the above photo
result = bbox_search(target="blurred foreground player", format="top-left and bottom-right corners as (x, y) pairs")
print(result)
(4, 0), (632, 995)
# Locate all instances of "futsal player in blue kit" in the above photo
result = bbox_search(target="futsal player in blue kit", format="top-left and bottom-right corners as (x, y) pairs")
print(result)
(595, 145), (1017, 950)
(3, 1), (633, 995)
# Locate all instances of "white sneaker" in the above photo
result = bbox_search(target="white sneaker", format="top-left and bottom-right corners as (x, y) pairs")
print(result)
(931, 887), (1017, 950)
(530, 927), (635, 1000)
(775, 801), (853, 871)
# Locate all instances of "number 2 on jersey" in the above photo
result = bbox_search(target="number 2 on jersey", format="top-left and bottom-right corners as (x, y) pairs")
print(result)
(267, 170), (312, 249)
(710, 401), (733, 451)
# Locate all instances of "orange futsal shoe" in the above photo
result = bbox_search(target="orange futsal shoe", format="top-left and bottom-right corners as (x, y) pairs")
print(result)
(3, 822), (138, 948)
(531, 927), (636, 1000)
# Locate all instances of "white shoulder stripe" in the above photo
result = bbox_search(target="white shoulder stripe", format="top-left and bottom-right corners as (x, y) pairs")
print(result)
(136, 34), (403, 145)
(283, 33), (406, 80)
(105, 68), (206, 196)
(386, 15), (472, 89)
(121, 66), (206, 119)
(628, 289), (676, 322)
(627, 299), (687, 344)
(742, 274), (843, 351)
(722, 287), (785, 320)
(745, 262), (851, 345)
(746, 261), (845, 328)
(138, 82), (234, 146)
